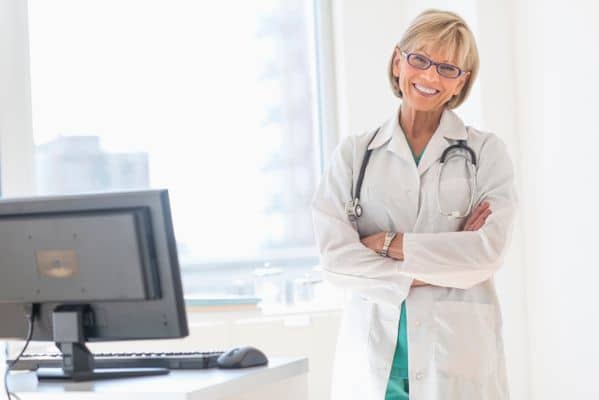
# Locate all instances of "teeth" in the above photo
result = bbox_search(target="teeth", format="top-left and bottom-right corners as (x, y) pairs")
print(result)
(414, 84), (438, 95)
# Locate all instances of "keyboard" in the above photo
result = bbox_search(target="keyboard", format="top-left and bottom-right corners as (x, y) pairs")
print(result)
(9, 351), (225, 371)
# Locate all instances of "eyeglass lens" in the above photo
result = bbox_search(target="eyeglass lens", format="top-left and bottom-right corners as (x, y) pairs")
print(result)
(407, 53), (461, 78)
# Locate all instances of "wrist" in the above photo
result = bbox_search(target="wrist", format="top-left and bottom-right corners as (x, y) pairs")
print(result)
(386, 232), (404, 260)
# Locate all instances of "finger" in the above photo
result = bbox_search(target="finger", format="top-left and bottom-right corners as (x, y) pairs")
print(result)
(472, 209), (492, 230)
(463, 201), (491, 231)
(468, 201), (489, 223)
(463, 214), (477, 231)
(474, 201), (490, 215)
(464, 202), (488, 229)
(469, 201), (490, 221)
(472, 208), (492, 228)
(463, 219), (473, 231)
(472, 218), (485, 231)
(462, 211), (478, 231)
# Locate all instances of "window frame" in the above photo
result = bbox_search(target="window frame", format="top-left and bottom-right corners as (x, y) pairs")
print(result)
(0, 0), (36, 198)
(2, 0), (339, 309)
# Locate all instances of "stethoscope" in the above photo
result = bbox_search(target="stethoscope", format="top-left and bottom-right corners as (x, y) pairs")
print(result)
(345, 128), (478, 221)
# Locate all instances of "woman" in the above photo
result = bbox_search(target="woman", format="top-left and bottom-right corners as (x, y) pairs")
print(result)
(312, 9), (517, 400)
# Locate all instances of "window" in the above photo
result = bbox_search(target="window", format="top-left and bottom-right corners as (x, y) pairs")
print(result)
(27, 0), (326, 306)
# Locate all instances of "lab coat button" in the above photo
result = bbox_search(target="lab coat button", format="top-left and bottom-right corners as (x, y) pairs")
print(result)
(416, 372), (424, 380)
(415, 320), (421, 327)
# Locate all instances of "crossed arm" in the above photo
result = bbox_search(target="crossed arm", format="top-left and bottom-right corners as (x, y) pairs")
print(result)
(360, 201), (492, 287)
(312, 134), (517, 303)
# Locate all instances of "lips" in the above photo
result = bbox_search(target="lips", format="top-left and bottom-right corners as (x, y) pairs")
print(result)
(412, 83), (439, 96)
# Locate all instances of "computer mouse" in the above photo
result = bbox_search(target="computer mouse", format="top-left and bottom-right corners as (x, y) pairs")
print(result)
(216, 346), (268, 369)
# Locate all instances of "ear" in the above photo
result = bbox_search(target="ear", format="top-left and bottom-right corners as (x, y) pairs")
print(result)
(392, 47), (402, 79)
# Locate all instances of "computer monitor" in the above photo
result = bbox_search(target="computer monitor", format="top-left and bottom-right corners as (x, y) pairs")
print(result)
(0, 189), (188, 380)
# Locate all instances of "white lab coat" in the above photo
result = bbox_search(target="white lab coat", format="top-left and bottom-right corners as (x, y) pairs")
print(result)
(312, 105), (517, 400)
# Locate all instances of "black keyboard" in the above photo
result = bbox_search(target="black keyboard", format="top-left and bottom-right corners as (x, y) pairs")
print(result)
(9, 351), (225, 371)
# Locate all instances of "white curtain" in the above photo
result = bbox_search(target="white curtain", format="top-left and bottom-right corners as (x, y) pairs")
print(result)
(511, 0), (599, 398)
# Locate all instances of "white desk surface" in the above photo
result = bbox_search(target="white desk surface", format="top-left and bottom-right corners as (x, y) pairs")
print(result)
(9, 357), (309, 400)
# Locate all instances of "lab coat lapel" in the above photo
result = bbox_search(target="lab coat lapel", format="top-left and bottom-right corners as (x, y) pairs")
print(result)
(387, 124), (418, 166)
(416, 108), (469, 176)
(368, 110), (415, 166)
(416, 131), (448, 177)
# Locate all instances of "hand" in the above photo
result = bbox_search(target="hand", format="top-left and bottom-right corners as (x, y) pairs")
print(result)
(360, 232), (386, 255)
(461, 201), (492, 231)
(412, 279), (428, 287)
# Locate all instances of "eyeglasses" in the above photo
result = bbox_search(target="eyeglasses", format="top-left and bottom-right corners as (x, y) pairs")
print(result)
(401, 50), (466, 79)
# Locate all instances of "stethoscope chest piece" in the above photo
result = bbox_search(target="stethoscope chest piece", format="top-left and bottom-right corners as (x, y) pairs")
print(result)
(345, 198), (362, 221)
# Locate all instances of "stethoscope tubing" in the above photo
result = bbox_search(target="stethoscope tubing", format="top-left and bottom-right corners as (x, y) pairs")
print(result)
(346, 129), (477, 221)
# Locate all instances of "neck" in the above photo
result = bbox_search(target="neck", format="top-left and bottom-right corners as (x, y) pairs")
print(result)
(399, 103), (444, 140)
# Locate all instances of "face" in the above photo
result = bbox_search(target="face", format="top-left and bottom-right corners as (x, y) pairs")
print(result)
(392, 46), (469, 112)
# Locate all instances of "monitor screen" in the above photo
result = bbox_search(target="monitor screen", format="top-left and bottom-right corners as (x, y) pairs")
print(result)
(0, 207), (160, 303)
(0, 189), (188, 342)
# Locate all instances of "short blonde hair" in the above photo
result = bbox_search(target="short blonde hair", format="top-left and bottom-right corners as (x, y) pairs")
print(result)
(388, 9), (479, 109)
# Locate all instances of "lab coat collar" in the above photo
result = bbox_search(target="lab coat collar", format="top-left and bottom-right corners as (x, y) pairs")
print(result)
(367, 104), (468, 176)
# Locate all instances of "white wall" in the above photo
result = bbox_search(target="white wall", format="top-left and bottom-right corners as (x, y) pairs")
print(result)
(512, 0), (599, 398)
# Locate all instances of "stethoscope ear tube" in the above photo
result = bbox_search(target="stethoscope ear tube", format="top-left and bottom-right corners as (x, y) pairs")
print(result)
(436, 147), (478, 219)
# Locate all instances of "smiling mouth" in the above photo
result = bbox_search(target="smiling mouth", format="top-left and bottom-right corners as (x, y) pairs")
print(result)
(412, 83), (439, 96)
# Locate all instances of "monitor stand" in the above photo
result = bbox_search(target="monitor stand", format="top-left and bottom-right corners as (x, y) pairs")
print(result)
(36, 305), (169, 381)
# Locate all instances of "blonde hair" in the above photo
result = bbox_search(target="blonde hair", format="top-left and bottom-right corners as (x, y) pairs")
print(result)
(388, 9), (479, 109)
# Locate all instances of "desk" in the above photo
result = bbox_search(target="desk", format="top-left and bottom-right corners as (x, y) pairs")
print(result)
(8, 357), (308, 400)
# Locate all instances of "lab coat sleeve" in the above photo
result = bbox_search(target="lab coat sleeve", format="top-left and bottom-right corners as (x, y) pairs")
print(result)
(401, 134), (518, 290)
(311, 135), (414, 306)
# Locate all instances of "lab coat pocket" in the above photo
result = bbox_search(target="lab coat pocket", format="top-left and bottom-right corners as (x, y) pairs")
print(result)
(367, 302), (399, 370)
(432, 300), (498, 379)
(338, 295), (373, 368)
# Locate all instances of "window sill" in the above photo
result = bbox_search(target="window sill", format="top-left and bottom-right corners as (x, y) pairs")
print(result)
(185, 297), (343, 319)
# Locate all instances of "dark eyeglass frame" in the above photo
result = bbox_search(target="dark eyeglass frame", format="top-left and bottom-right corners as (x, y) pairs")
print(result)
(400, 50), (467, 79)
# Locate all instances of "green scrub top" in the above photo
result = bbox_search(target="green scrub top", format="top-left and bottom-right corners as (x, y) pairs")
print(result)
(384, 134), (425, 400)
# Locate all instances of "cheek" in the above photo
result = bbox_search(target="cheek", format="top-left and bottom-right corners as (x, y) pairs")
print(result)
(447, 80), (464, 95)
(398, 71), (416, 93)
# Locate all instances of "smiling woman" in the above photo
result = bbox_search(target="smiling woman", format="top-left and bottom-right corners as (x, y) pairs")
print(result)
(312, 8), (517, 400)
(388, 10), (479, 111)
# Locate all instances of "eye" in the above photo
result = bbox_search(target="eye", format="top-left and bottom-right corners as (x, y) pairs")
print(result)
(438, 64), (460, 77)
(409, 54), (430, 68)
